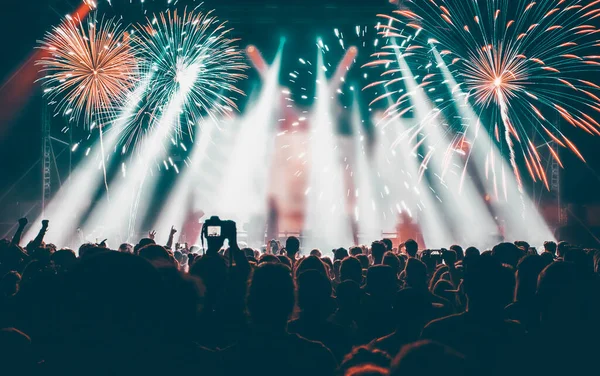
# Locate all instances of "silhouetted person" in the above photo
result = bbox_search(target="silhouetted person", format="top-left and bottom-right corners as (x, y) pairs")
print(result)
(220, 263), (337, 376)
(46, 252), (177, 374)
(504, 254), (547, 331)
(371, 242), (386, 265)
(405, 258), (452, 311)
(449, 244), (464, 262)
(370, 287), (439, 356)
(492, 242), (524, 268)
(404, 239), (418, 258)
(556, 241), (569, 260)
(358, 265), (397, 343)
(531, 261), (600, 374)
(295, 255), (328, 279)
(288, 269), (351, 361)
(340, 256), (363, 285)
(335, 247), (350, 261)
(381, 238), (393, 252)
(350, 246), (363, 256)
(421, 256), (526, 376)
(331, 280), (361, 336)
(286, 236), (300, 264)
(383, 252), (401, 278)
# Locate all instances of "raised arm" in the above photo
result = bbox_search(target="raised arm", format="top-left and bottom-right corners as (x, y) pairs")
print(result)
(166, 226), (177, 249)
(29, 220), (49, 250)
(10, 217), (28, 246)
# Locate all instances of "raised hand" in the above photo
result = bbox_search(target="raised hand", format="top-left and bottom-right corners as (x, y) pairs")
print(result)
(149, 230), (156, 240)
(166, 226), (177, 249)
(18, 217), (28, 227)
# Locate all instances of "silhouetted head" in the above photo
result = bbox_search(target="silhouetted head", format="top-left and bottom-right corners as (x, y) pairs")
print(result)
(383, 252), (401, 276)
(390, 340), (466, 376)
(259, 254), (281, 264)
(371, 242), (386, 264)
(449, 245), (464, 261)
(350, 246), (363, 256)
(492, 242), (524, 267)
(295, 255), (327, 279)
(247, 263), (295, 328)
(365, 265), (397, 299)
(341, 256), (362, 284)
(335, 247), (350, 261)
(139, 245), (173, 266)
(557, 241), (570, 258)
(357, 254), (370, 269)
(394, 287), (430, 327)
(537, 261), (581, 325)
(515, 254), (547, 302)
(464, 255), (514, 313)
(297, 269), (334, 318)
(310, 249), (322, 258)
(382, 238), (393, 252)
(134, 238), (155, 255)
(544, 241), (557, 255)
(404, 258), (427, 289)
(286, 236), (300, 255)
(52, 248), (77, 271)
(514, 241), (530, 253)
(189, 253), (227, 307)
(118, 243), (133, 254)
(404, 239), (418, 258)
(465, 247), (480, 259)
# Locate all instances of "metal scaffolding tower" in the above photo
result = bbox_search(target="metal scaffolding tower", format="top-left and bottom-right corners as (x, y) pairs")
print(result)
(40, 100), (71, 217)
(41, 102), (52, 217)
(550, 127), (565, 225)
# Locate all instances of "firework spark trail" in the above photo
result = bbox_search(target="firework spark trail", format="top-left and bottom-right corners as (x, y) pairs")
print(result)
(497, 89), (522, 193)
(121, 9), (248, 156)
(37, 14), (139, 195)
(368, 0), (600, 190)
(37, 14), (139, 127)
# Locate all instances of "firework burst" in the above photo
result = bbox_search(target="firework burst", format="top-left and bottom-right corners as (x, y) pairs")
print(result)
(119, 9), (248, 152)
(367, 0), (600, 191)
(37, 14), (139, 127)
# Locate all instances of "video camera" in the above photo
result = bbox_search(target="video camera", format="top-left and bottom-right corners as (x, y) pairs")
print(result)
(201, 216), (237, 252)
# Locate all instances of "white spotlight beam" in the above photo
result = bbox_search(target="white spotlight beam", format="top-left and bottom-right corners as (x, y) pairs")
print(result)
(377, 98), (454, 248)
(395, 48), (497, 248)
(24, 79), (151, 247)
(150, 118), (219, 245)
(217, 49), (283, 223)
(304, 50), (354, 250)
(349, 95), (381, 243)
(84, 70), (197, 244)
(432, 49), (555, 245)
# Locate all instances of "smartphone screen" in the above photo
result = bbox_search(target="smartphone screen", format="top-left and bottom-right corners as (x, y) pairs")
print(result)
(207, 226), (221, 237)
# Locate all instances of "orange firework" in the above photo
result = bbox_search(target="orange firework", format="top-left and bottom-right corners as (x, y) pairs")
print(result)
(367, 0), (600, 191)
(37, 13), (139, 128)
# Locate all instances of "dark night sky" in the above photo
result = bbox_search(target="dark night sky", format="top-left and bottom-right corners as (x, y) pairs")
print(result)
(0, 0), (599, 208)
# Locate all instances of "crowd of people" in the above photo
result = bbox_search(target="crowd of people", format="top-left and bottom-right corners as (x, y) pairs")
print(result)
(1, 217), (599, 375)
